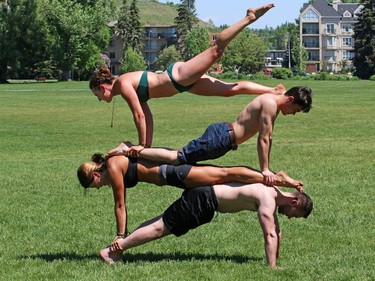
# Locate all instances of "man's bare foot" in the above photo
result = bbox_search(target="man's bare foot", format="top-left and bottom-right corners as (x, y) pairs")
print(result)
(246, 4), (275, 23)
(274, 84), (286, 95)
(99, 247), (123, 265)
(275, 171), (304, 192)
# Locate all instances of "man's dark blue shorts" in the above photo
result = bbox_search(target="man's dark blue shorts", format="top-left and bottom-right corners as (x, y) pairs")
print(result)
(177, 122), (237, 164)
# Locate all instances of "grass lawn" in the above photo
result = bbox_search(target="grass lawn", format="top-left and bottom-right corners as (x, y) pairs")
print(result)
(0, 79), (374, 280)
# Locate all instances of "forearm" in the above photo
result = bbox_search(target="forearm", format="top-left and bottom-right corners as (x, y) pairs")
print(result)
(276, 231), (282, 259)
(115, 204), (127, 236)
(264, 234), (278, 268)
(135, 118), (147, 147)
(257, 137), (270, 171)
(141, 103), (153, 147)
(145, 120), (153, 147)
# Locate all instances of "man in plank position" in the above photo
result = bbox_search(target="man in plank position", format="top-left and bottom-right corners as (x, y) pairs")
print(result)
(100, 182), (313, 268)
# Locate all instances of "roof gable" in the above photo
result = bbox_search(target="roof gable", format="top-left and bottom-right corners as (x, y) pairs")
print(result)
(301, 0), (361, 18)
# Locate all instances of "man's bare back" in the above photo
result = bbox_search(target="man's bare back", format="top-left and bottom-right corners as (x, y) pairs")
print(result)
(213, 182), (277, 213)
(232, 94), (280, 145)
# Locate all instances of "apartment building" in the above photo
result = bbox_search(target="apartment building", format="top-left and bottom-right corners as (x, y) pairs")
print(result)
(300, 0), (362, 73)
(107, 22), (177, 75)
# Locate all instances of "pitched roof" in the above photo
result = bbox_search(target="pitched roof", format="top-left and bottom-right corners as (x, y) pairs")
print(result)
(302, 0), (360, 17)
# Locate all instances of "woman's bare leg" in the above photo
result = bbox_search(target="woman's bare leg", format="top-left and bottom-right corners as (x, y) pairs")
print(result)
(172, 4), (275, 86)
(190, 74), (286, 96)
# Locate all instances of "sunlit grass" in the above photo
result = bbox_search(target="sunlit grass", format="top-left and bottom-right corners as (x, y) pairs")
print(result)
(0, 79), (374, 280)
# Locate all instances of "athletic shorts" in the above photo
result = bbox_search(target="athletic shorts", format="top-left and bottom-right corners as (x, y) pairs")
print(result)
(177, 122), (237, 164)
(158, 164), (193, 189)
(162, 185), (218, 236)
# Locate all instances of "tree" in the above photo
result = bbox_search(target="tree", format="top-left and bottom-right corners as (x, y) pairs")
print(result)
(156, 45), (182, 70)
(0, 1), (14, 82)
(292, 41), (308, 74)
(116, 0), (143, 55)
(0, 0), (51, 82)
(221, 30), (267, 74)
(353, 0), (375, 79)
(184, 27), (210, 59)
(116, 0), (131, 52)
(174, 0), (198, 58)
(41, 0), (115, 80)
(120, 47), (146, 73)
(128, 0), (143, 53)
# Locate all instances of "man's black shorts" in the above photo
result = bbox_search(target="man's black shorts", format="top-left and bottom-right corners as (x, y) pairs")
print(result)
(162, 185), (218, 236)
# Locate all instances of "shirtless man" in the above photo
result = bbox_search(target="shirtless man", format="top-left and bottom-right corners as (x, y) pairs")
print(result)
(109, 86), (312, 186)
(99, 182), (313, 268)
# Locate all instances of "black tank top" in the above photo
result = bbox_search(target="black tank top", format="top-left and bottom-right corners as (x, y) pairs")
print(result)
(123, 157), (138, 188)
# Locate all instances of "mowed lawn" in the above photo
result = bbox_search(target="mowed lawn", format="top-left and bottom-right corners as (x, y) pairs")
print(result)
(0, 79), (374, 280)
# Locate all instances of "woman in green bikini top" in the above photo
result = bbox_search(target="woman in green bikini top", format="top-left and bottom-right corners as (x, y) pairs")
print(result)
(89, 4), (284, 155)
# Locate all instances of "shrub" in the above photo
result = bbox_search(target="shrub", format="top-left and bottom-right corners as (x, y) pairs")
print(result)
(370, 75), (375, 81)
(271, 68), (293, 79)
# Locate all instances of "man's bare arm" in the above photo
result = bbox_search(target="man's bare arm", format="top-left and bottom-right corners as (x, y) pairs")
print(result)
(257, 201), (278, 268)
(274, 213), (281, 259)
(257, 102), (276, 185)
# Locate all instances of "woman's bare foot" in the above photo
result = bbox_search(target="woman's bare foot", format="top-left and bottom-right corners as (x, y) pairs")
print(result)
(107, 141), (134, 158)
(275, 171), (304, 192)
(100, 247), (123, 265)
(246, 4), (275, 23)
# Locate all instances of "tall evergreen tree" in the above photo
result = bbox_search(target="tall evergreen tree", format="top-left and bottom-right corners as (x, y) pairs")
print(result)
(353, 0), (375, 79)
(174, 0), (198, 58)
(128, 0), (143, 53)
(116, 0), (130, 52)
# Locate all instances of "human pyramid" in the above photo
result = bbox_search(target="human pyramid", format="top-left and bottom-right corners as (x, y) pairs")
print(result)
(78, 3), (313, 269)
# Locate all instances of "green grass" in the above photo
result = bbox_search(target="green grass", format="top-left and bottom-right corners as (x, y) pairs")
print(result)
(0, 79), (374, 280)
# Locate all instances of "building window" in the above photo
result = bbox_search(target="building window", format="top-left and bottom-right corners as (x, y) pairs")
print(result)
(326, 37), (336, 47)
(109, 52), (116, 59)
(111, 65), (116, 74)
(109, 39), (114, 47)
(343, 50), (354, 60)
(342, 38), (352, 46)
(342, 24), (352, 32)
(304, 38), (319, 48)
(302, 9), (319, 20)
(326, 24), (335, 34)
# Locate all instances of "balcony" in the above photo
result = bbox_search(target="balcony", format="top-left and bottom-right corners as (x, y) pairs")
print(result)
(302, 28), (319, 35)
(144, 32), (177, 40)
(303, 42), (320, 48)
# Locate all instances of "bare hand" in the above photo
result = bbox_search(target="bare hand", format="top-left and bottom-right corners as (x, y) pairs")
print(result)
(262, 169), (276, 186)
(110, 237), (124, 252)
(128, 145), (145, 158)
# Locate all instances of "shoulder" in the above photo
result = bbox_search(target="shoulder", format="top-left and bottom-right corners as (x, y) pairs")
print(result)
(257, 187), (277, 211)
(107, 155), (128, 173)
(259, 94), (277, 106)
(256, 94), (278, 116)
